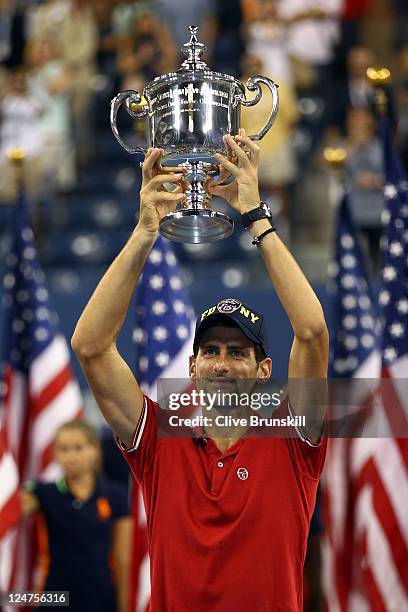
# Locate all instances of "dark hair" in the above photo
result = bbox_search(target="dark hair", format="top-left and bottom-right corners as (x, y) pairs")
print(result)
(194, 319), (267, 363)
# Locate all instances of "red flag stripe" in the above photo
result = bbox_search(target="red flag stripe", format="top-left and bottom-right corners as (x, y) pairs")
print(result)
(0, 490), (21, 538)
(30, 365), (73, 419)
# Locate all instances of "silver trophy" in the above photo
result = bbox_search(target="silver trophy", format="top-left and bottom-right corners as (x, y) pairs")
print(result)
(110, 26), (279, 243)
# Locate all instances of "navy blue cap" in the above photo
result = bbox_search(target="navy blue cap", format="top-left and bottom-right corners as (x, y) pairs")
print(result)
(193, 298), (268, 357)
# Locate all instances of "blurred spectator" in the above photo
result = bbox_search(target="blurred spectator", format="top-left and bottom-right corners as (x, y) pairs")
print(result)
(58, 0), (98, 167)
(245, 0), (294, 84)
(241, 52), (299, 242)
(332, 0), (371, 77)
(153, 0), (216, 52)
(28, 0), (70, 42)
(344, 107), (385, 276)
(92, 0), (119, 81)
(326, 45), (376, 137)
(393, 0), (408, 49)
(117, 9), (176, 86)
(27, 37), (76, 194)
(21, 419), (132, 612)
(205, 0), (246, 77)
(112, 0), (154, 38)
(0, 0), (27, 68)
(277, 0), (342, 101)
(0, 65), (45, 203)
(326, 45), (396, 140)
(396, 79), (408, 171)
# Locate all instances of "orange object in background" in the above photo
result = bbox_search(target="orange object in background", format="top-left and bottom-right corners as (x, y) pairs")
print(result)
(97, 496), (112, 521)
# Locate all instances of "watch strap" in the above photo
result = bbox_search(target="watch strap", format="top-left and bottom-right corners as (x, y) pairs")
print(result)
(241, 202), (272, 229)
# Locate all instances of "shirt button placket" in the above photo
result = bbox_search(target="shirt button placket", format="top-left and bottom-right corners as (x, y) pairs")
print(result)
(211, 459), (227, 495)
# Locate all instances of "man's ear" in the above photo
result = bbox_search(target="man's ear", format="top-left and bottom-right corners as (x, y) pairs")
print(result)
(189, 355), (196, 379)
(258, 357), (272, 381)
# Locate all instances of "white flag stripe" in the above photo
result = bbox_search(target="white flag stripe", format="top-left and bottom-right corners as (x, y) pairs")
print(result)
(0, 530), (16, 596)
(326, 440), (348, 546)
(7, 372), (25, 456)
(374, 442), (408, 547)
(13, 524), (31, 592)
(138, 486), (147, 528)
(136, 553), (151, 612)
(348, 591), (371, 612)
(353, 350), (381, 378)
(29, 335), (71, 397)
(26, 383), (82, 479)
(389, 356), (408, 410)
(321, 538), (341, 612)
(0, 452), (19, 509)
(355, 487), (408, 610)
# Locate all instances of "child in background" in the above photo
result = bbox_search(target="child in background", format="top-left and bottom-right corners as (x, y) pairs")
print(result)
(21, 420), (132, 612)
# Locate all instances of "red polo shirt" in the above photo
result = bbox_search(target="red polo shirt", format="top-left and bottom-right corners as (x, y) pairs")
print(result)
(118, 396), (326, 611)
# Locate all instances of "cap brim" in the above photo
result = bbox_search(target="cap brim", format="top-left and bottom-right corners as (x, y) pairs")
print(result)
(194, 313), (263, 353)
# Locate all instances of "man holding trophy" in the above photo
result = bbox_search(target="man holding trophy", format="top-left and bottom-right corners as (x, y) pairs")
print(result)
(72, 26), (328, 611)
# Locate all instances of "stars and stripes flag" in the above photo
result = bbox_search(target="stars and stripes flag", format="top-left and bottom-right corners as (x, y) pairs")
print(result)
(0, 195), (82, 599)
(322, 126), (408, 611)
(0, 420), (20, 538)
(130, 234), (195, 612)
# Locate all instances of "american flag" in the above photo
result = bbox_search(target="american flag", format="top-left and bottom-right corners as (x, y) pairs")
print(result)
(0, 195), (82, 599)
(0, 420), (20, 538)
(130, 234), (195, 612)
(133, 235), (195, 396)
(322, 131), (408, 611)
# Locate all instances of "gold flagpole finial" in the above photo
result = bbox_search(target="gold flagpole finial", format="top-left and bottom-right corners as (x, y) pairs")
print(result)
(6, 146), (26, 161)
(323, 147), (348, 168)
(323, 146), (348, 187)
(6, 147), (26, 193)
(366, 66), (391, 116)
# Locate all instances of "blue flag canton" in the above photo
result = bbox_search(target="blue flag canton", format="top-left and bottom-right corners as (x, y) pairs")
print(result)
(378, 173), (408, 365)
(328, 196), (378, 377)
(133, 236), (194, 387)
(2, 204), (58, 372)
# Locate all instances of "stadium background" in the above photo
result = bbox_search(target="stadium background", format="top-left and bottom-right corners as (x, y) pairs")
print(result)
(0, 1), (407, 610)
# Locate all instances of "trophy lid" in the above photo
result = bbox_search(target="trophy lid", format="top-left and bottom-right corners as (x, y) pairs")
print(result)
(146, 24), (243, 91)
(180, 25), (208, 70)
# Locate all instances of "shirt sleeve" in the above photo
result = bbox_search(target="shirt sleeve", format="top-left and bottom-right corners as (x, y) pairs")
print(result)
(276, 395), (327, 480)
(285, 418), (327, 481)
(116, 395), (158, 484)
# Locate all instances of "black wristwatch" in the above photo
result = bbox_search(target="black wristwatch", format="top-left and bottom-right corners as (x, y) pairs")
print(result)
(241, 202), (273, 229)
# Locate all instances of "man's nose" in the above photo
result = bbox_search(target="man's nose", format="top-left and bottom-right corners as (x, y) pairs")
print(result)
(213, 355), (229, 375)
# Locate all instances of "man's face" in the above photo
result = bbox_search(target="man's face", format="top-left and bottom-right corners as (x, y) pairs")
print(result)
(189, 325), (271, 406)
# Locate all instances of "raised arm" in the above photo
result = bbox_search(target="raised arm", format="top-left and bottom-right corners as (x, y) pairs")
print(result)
(209, 131), (329, 442)
(71, 150), (185, 445)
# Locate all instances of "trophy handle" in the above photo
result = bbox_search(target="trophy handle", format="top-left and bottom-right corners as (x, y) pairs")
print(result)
(110, 90), (149, 154)
(236, 75), (279, 141)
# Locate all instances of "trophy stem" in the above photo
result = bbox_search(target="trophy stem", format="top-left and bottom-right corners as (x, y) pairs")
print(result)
(183, 161), (211, 210)
(159, 160), (234, 244)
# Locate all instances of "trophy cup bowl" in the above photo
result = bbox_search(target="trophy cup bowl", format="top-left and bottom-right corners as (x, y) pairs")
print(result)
(110, 26), (279, 244)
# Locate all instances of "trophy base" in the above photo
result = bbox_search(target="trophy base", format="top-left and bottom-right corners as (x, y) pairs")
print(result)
(159, 209), (234, 244)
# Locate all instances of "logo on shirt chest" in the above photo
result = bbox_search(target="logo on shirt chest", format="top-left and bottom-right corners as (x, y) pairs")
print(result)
(237, 467), (249, 480)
